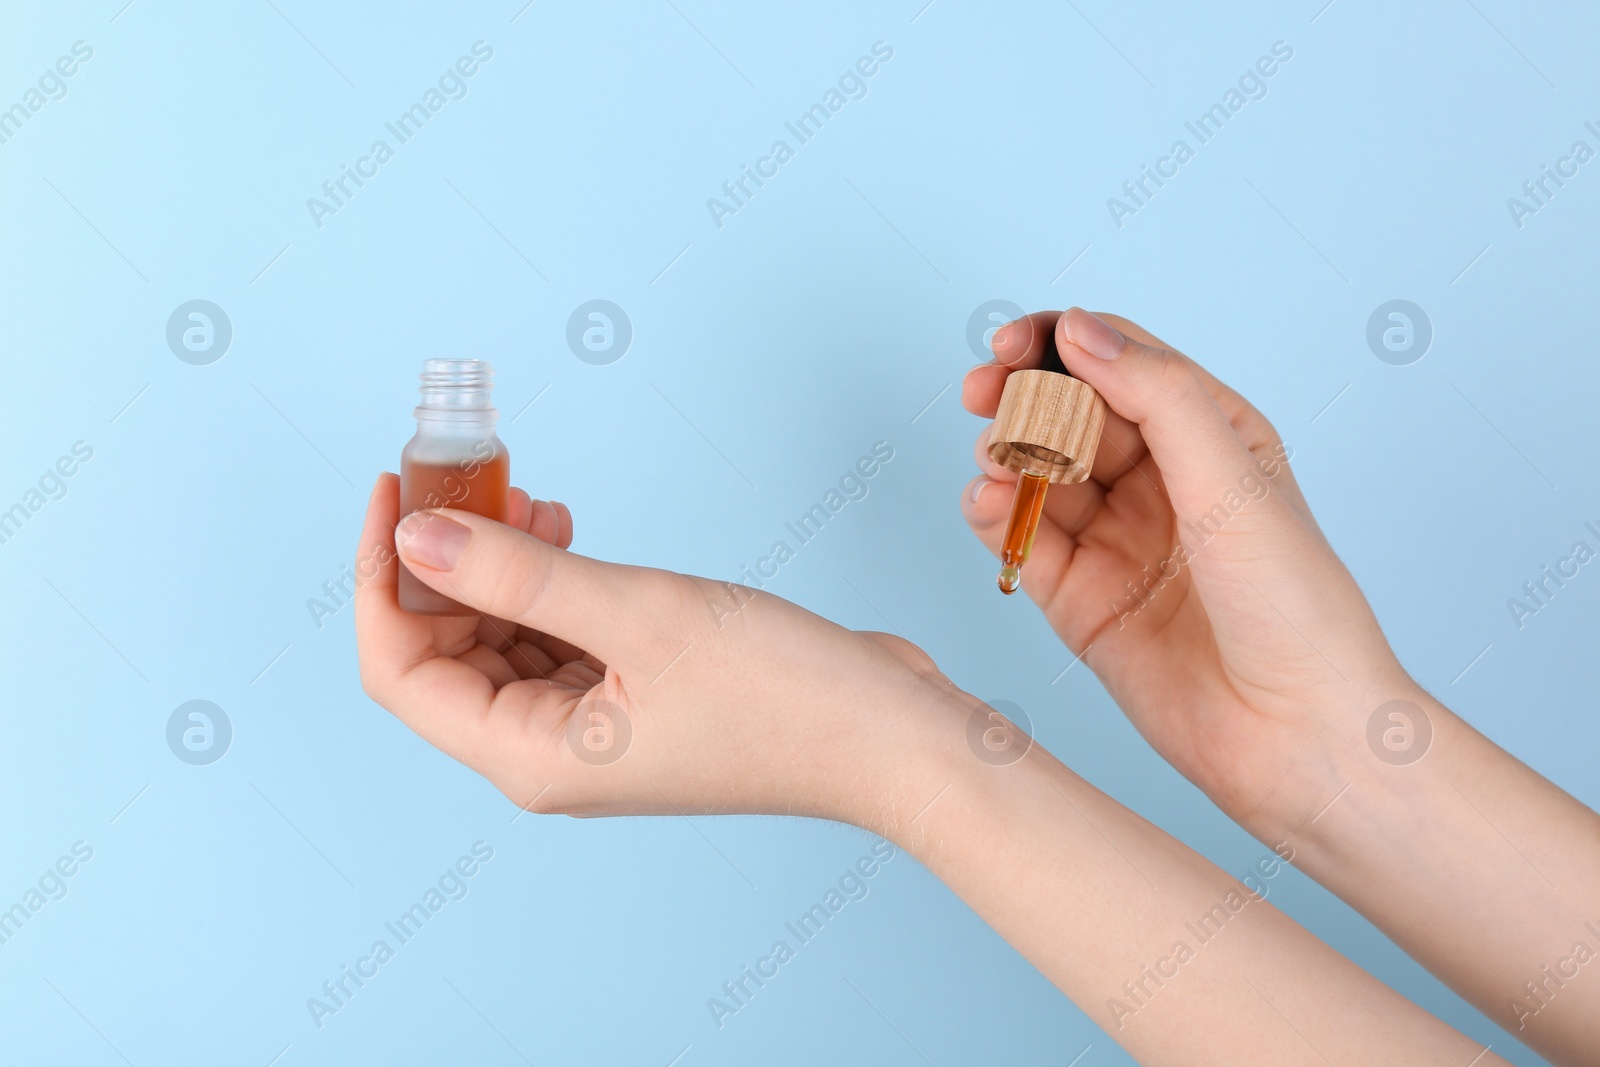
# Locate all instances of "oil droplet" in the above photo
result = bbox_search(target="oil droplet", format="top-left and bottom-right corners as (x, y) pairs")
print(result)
(997, 565), (1020, 595)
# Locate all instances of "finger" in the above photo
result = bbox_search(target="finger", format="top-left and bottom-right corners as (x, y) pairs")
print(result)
(552, 501), (573, 549)
(475, 495), (577, 650)
(473, 612), (598, 683)
(960, 311), (1064, 416)
(973, 424), (1019, 483)
(1090, 312), (1309, 519)
(1055, 309), (1293, 525)
(515, 628), (596, 673)
(967, 462), (1107, 540)
(474, 611), (527, 660)
(1142, 349), (1311, 520)
(393, 508), (666, 664)
(502, 638), (560, 681)
(354, 474), (438, 689)
(535, 656), (604, 693)
(960, 363), (1008, 416)
(377, 654), (498, 760)
(509, 490), (578, 549)
(1092, 312), (1283, 458)
(507, 487), (533, 535)
(988, 310), (1061, 368)
(471, 601), (600, 679)
(354, 474), (402, 592)
(528, 498), (566, 547)
(458, 642), (521, 689)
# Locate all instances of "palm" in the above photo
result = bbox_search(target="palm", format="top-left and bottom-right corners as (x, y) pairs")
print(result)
(1023, 451), (1307, 813)
(434, 612), (613, 801)
(357, 481), (608, 803)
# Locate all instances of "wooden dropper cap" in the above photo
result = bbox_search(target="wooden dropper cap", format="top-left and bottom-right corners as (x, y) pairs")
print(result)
(986, 327), (1107, 484)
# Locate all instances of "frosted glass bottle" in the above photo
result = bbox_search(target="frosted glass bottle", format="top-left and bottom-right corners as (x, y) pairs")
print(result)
(398, 359), (510, 616)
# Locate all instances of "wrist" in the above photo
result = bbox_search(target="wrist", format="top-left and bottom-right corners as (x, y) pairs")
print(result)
(1248, 679), (1458, 858)
(838, 677), (988, 844)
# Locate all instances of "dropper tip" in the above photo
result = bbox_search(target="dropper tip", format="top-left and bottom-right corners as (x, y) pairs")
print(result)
(997, 565), (1021, 595)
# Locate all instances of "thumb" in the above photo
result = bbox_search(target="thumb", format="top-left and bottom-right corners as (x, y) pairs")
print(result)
(1055, 308), (1283, 522)
(395, 508), (662, 663)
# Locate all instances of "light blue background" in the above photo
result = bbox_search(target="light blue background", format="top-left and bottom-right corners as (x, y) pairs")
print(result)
(1, 1), (1594, 1063)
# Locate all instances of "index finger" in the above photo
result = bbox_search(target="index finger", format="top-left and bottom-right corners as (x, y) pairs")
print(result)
(959, 311), (1063, 418)
(990, 310), (1061, 369)
(353, 473), (438, 688)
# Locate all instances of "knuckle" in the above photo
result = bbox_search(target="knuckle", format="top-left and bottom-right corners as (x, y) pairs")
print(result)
(1147, 347), (1201, 401)
(864, 630), (941, 677)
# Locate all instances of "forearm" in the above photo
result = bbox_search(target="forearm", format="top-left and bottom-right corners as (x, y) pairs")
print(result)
(1252, 687), (1600, 1065)
(874, 701), (1502, 1067)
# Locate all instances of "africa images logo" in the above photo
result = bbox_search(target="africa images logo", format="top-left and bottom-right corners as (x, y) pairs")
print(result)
(166, 700), (232, 766)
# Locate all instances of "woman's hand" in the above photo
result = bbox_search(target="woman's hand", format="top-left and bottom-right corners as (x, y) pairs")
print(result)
(961, 308), (1410, 834)
(963, 311), (1600, 1066)
(354, 473), (959, 825)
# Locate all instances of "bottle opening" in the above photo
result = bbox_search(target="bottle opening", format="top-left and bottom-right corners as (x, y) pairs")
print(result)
(417, 359), (495, 416)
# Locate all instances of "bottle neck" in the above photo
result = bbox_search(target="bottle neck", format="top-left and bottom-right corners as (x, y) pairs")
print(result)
(413, 408), (498, 434)
(414, 359), (497, 435)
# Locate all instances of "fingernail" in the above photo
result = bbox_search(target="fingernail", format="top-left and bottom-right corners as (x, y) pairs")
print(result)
(972, 477), (992, 504)
(990, 325), (1008, 359)
(1066, 308), (1126, 360)
(396, 511), (470, 571)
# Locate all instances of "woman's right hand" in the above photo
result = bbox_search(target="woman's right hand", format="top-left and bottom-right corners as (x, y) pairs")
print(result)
(960, 308), (1413, 836)
(962, 310), (1600, 1066)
